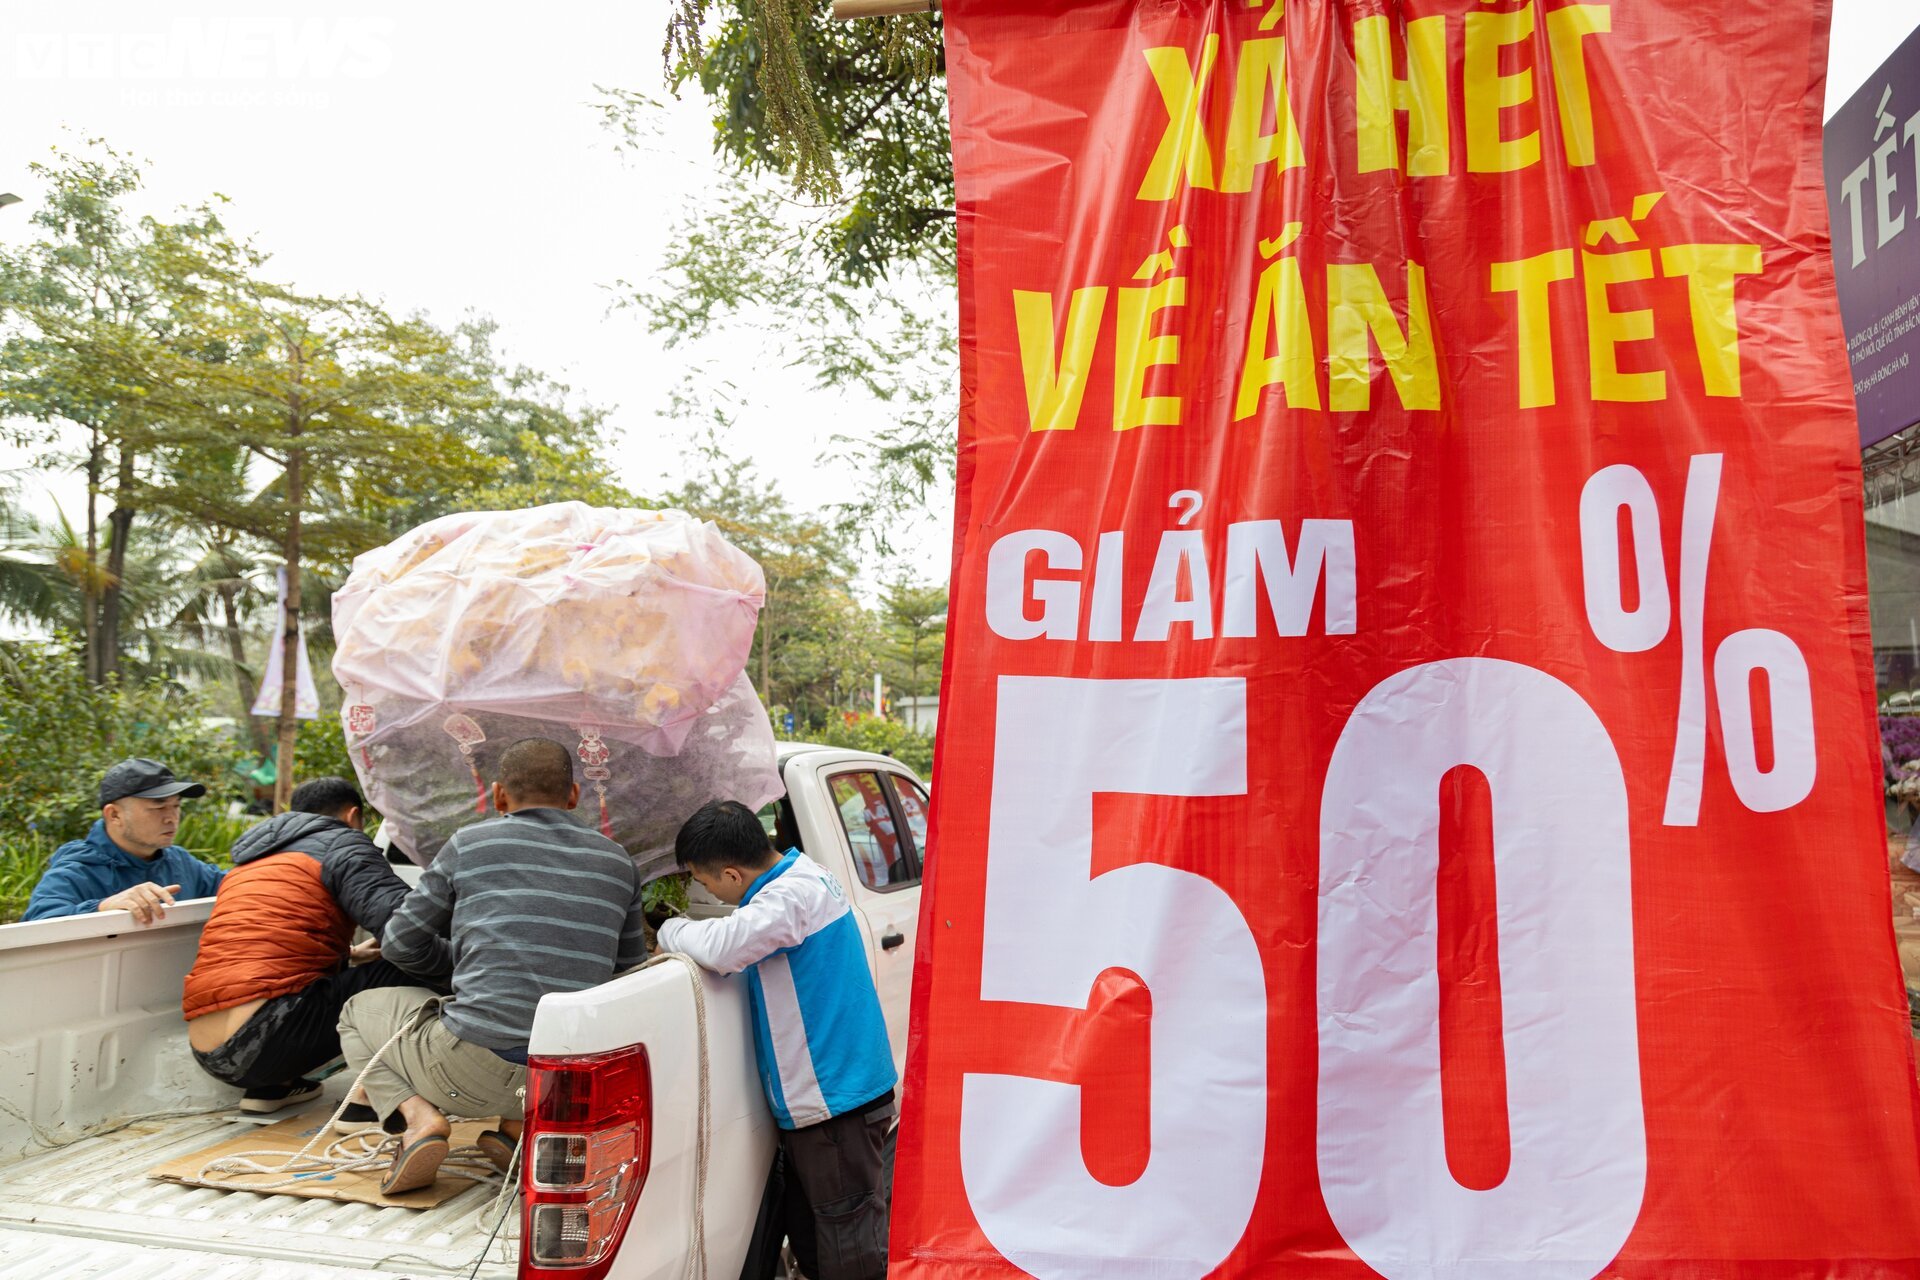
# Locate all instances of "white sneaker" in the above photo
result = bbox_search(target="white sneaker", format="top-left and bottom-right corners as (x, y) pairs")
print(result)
(238, 1080), (323, 1114)
(332, 1101), (383, 1134)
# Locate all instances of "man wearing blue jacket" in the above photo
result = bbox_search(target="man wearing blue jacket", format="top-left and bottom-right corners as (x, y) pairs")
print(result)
(659, 800), (896, 1280)
(24, 759), (224, 924)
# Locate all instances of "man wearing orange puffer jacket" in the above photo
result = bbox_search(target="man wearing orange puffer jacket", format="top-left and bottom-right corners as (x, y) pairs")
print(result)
(182, 777), (438, 1115)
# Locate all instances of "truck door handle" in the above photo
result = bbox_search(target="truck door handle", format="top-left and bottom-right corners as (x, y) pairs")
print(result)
(881, 930), (906, 951)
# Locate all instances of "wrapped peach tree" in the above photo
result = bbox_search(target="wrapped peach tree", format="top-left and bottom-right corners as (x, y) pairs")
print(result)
(332, 502), (781, 877)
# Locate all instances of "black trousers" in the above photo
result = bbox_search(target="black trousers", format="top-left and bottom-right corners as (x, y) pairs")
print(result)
(191, 959), (422, 1091)
(777, 1093), (894, 1280)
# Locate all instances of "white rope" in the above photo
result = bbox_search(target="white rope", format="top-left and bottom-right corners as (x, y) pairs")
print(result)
(199, 1127), (508, 1192)
(459, 1114), (526, 1277)
(363, 1108), (525, 1276)
(478, 1085), (527, 1232)
(195, 1010), (508, 1194)
(195, 954), (715, 1280)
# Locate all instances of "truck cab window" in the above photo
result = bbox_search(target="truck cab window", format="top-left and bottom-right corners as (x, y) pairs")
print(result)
(755, 797), (802, 854)
(893, 777), (931, 867)
(829, 772), (912, 891)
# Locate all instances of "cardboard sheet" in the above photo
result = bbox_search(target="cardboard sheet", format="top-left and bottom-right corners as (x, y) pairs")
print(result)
(148, 1111), (502, 1209)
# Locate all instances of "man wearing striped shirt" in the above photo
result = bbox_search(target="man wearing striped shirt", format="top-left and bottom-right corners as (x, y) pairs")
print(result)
(337, 737), (648, 1195)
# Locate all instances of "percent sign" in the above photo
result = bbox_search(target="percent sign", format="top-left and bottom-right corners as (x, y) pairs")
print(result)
(1579, 454), (1817, 826)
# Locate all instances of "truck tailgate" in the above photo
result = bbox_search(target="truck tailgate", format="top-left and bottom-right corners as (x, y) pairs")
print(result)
(0, 1091), (515, 1277)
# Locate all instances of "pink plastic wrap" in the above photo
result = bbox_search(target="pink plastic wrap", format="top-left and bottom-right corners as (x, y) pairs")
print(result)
(331, 502), (782, 875)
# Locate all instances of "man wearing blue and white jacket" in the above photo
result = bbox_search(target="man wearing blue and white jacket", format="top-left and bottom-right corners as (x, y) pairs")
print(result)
(659, 800), (895, 1280)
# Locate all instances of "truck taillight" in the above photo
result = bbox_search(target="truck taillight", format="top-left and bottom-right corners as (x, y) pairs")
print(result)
(521, 1045), (651, 1280)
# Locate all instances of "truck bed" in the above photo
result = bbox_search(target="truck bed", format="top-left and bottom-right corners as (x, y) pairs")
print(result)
(0, 749), (908, 1280)
(0, 905), (516, 1276)
(0, 1078), (515, 1277)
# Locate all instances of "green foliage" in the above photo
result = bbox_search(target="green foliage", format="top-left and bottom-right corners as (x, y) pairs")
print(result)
(0, 136), (947, 847)
(285, 709), (384, 824)
(663, 3), (950, 281)
(807, 712), (933, 776)
(664, 458), (944, 738)
(174, 811), (251, 865)
(670, 455), (888, 724)
(0, 834), (56, 925)
(0, 140), (651, 809)
(122, 253), (501, 575)
(0, 138), (211, 447)
(292, 710), (355, 789)
(878, 576), (945, 698)
(637, 6), (963, 548)
(0, 635), (246, 850)
(0, 496), (263, 688)
(0, 138), (237, 686)
(394, 317), (642, 526)
(0, 141), (637, 625)
(0, 476), (64, 630)
(629, 185), (957, 549)
(644, 872), (692, 920)
(90, 227), (503, 804)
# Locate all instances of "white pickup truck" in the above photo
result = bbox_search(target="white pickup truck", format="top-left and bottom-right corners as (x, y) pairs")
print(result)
(0, 743), (930, 1279)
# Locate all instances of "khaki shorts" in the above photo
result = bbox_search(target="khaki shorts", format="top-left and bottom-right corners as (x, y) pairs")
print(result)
(337, 985), (527, 1121)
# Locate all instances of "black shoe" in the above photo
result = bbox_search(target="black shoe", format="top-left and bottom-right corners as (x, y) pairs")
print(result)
(239, 1080), (323, 1114)
(332, 1101), (381, 1134)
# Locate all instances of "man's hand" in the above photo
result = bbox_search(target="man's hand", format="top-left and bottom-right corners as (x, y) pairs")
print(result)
(348, 938), (382, 965)
(97, 883), (180, 926)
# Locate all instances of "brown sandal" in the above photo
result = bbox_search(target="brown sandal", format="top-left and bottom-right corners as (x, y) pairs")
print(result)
(476, 1129), (518, 1175)
(381, 1134), (448, 1195)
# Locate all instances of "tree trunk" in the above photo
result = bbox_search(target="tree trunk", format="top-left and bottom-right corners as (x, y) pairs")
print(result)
(219, 578), (270, 755)
(99, 447), (136, 681)
(273, 445), (303, 814)
(82, 433), (102, 684)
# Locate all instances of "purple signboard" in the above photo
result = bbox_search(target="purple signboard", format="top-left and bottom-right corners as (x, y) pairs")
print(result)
(1820, 21), (1920, 450)
(1827, 22), (1920, 447)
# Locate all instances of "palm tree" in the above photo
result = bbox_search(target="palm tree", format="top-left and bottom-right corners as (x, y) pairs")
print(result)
(0, 477), (65, 634)
(0, 484), (273, 701)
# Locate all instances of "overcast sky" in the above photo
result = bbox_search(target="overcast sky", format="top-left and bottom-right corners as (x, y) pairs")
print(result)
(1, 0), (1915, 589)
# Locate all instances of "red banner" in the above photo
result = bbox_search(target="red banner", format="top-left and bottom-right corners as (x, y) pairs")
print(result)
(895, 1), (1920, 1277)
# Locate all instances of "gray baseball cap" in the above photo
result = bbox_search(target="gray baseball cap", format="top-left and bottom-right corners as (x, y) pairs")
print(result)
(99, 758), (208, 808)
